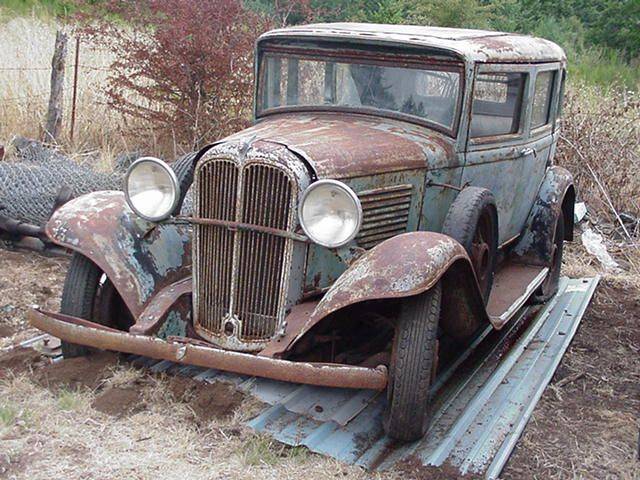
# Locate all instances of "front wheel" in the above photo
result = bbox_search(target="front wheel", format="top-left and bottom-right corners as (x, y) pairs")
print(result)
(60, 253), (132, 357)
(384, 283), (441, 442)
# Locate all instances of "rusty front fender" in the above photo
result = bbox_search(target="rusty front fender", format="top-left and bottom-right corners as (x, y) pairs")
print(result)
(45, 191), (192, 320)
(286, 232), (488, 350)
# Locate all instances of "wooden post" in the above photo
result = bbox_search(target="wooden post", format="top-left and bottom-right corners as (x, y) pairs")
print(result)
(70, 36), (80, 143)
(44, 30), (68, 143)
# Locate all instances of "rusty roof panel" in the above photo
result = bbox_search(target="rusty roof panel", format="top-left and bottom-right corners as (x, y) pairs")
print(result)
(260, 23), (566, 64)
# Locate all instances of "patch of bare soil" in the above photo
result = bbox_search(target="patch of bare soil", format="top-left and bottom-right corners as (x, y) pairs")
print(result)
(91, 384), (145, 417)
(166, 376), (245, 424)
(0, 347), (47, 377)
(396, 457), (482, 480)
(0, 322), (17, 338)
(0, 248), (68, 348)
(502, 280), (640, 479)
(34, 351), (119, 391)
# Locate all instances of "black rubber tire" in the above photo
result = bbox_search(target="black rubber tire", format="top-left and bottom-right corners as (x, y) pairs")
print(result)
(59, 254), (133, 357)
(442, 187), (498, 303)
(531, 213), (565, 304)
(59, 253), (102, 358)
(384, 282), (442, 442)
(171, 152), (197, 213)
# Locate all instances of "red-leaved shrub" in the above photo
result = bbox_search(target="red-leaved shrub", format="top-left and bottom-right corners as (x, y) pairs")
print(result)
(82, 0), (273, 150)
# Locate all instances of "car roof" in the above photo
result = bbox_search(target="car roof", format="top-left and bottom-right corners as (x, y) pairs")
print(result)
(259, 23), (566, 64)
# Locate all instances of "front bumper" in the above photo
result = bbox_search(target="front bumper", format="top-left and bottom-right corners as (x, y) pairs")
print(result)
(28, 309), (388, 390)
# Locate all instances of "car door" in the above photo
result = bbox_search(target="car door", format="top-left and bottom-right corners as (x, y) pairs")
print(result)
(462, 63), (561, 246)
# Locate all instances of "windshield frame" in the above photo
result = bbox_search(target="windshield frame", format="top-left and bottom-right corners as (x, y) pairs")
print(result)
(255, 45), (466, 137)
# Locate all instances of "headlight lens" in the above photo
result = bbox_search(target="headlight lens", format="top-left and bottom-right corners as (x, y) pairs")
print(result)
(124, 157), (179, 221)
(299, 180), (362, 247)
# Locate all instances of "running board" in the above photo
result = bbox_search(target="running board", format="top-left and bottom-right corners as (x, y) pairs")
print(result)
(487, 263), (548, 328)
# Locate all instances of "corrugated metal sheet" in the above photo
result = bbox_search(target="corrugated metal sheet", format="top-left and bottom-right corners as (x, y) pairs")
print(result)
(130, 276), (598, 478)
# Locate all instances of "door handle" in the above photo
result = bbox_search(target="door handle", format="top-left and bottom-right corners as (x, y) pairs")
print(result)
(520, 147), (536, 156)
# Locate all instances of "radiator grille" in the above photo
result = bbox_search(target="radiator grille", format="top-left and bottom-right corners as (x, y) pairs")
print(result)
(356, 184), (413, 249)
(193, 159), (295, 345)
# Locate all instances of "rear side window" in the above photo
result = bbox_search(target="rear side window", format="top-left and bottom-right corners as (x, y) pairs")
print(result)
(531, 70), (556, 129)
(470, 72), (525, 138)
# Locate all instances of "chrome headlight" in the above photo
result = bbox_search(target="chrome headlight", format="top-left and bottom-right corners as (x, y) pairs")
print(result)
(124, 157), (179, 222)
(299, 180), (362, 247)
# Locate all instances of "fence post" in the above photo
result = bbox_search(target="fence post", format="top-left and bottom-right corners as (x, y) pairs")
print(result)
(43, 30), (68, 143)
(70, 36), (80, 143)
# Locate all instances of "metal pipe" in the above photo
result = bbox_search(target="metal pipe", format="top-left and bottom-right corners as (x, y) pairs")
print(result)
(29, 309), (388, 390)
(0, 214), (45, 238)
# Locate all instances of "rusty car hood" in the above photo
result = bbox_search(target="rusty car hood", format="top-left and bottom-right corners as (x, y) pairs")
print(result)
(217, 113), (455, 179)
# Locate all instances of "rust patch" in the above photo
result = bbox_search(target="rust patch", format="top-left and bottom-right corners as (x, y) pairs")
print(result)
(45, 191), (192, 320)
(285, 232), (478, 350)
(513, 166), (574, 266)
(220, 113), (454, 179)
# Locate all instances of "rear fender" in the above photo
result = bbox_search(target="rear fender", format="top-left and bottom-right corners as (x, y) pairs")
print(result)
(513, 166), (575, 265)
(286, 232), (488, 350)
(45, 191), (192, 320)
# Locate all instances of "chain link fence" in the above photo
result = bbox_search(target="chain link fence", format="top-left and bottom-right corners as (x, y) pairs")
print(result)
(0, 137), (127, 227)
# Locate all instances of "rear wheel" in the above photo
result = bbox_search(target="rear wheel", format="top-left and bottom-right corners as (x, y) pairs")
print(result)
(60, 253), (132, 357)
(384, 283), (441, 442)
(531, 213), (564, 303)
(442, 187), (498, 303)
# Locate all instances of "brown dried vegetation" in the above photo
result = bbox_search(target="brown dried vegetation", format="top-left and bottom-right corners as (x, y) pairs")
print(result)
(80, 0), (273, 150)
(556, 86), (640, 236)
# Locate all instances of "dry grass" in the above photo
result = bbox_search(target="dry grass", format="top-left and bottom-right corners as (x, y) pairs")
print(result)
(0, 366), (386, 480)
(556, 85), (640, 273)
(0, 15), (158, 166)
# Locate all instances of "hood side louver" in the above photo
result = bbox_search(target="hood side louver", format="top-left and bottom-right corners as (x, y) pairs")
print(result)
(356, 184), (413, 249)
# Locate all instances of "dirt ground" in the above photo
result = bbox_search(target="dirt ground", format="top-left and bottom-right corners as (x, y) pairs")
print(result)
(0, 246), (639, 479)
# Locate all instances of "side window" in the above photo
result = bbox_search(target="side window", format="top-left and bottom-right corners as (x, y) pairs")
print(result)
(531, 70), (556, 129)
(470, 72), (526, 138)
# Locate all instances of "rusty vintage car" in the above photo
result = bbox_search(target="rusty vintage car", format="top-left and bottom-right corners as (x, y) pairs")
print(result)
(30, 24), (574, 441)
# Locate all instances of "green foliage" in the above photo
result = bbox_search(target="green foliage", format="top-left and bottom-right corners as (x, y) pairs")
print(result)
(0, 0), (76, 18)
(57, 388), (84, 411)
(403, 0), (494, 29)
(0, 404), (18, 427)
(242, 435), (309, 466)
(3, 0), (638, 88)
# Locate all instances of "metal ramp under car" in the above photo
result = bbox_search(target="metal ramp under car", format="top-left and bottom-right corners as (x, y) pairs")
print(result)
(37, 277), (599, 478)
(243, 277), (599, 477)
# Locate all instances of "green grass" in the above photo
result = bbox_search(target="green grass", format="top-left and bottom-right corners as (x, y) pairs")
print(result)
(570, 48), (640, 90)
(242, 435), (309, 466)
(0, 404), (18, 427)
(57, 389), (84, 411)
(0, 0), (76, 19)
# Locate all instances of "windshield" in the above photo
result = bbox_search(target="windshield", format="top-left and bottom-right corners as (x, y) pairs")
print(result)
(258, 53), (462, 133)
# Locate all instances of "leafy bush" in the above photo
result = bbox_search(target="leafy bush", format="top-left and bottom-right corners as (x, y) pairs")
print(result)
(82, 0), (272, 150)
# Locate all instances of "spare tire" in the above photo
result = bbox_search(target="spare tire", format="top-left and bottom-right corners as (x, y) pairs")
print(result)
(170, 152), (197, 214)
